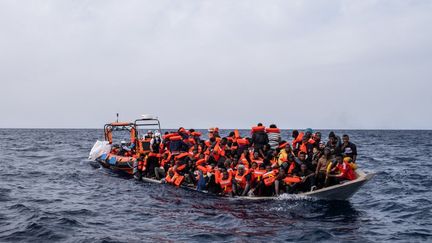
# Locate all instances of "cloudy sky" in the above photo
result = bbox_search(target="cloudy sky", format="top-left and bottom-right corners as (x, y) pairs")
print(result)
(0, 0), (431, 129)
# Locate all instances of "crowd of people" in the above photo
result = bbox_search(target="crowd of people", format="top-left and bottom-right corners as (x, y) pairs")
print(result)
(113, 124), (358, 197)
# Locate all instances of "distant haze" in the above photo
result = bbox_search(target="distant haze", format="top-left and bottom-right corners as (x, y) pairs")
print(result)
(0, 1), (431, 129)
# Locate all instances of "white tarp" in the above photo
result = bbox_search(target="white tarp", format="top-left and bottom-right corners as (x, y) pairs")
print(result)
(88, 140), (111, 161)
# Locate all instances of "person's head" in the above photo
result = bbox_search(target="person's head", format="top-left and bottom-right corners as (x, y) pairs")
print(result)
(342, 134), (350, 144)
(298, 152), (306, 161)
(314, 132), (322, 140)
(329, 131), (336, 140)
(301, 163), (308, 172)
(168, 169), (174, 177)
(251, 162), (258, 169)
(305, 128), (313, 138)
(292, 130), (299, 138)
(220, 137), (227, 146)
(302, 135), (309, 144)
(238, 165), (245, 174)
(257, 123), (263, 127)
(228, 131), (235, 137)
(259, 163), (266, 170)
(243, 149), (249, 156)
(253, 151), (260, 159)
(287, 153), (295, 162)
(336, 155), (343, 164)
(270, 124), (277, 128)
(319, 141), (326, 150)
(222, 170), (229, 179)
(324, 147), (331, 156)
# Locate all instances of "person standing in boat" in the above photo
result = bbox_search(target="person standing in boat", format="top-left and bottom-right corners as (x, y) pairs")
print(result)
(326, 132), (342, 157)
(341, 134), (357, 162)
(266, 124), (281, 150)
(251, 123), (269, 155)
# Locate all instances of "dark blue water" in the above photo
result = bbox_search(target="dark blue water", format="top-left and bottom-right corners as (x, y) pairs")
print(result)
(1, 129), (431, 242)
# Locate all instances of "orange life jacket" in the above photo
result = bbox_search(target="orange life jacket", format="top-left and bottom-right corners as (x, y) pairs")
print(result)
(219, 173), (233, 193)
(234, 170), (249, 189)
(237, 138), (249, 146)
(283, 176), (301, 184)
(251, 126), (265, 133)
(292, 132), (304, 150)
(263, 170), (277, 186)
(253, 169), (266, 182)
(265, 128), (280, 133)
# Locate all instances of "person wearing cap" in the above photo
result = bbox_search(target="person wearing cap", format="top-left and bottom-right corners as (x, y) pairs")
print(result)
(118, 140), (132, 156)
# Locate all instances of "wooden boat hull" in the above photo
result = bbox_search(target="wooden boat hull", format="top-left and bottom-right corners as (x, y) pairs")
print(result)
(139, 170), (374, 201)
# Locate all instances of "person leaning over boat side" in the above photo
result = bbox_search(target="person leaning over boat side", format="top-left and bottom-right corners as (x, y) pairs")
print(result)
(341, 134), (357, 162)
(326, 156), (356, 185)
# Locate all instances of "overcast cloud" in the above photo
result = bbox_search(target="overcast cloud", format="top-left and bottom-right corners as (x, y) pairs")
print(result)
(0, 0), (431, 129)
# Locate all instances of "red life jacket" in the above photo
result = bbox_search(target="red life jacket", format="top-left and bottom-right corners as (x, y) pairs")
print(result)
(337, 161), (356, 180)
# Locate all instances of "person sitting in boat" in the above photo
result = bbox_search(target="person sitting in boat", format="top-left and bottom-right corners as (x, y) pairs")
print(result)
(291, 163), (316, 193)
(154, 151), (172, 180)
(291, 130), (304, 154)
(218, 169), (233, 196)
(118, 140), (133, 156)
(315, 147), (332, 188)
(299, 135), (315, 163)
(327, 156), (356, 183)
(232, 165), (252, 196)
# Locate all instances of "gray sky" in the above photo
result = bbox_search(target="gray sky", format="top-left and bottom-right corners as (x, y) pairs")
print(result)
(0, 0), (431, 129)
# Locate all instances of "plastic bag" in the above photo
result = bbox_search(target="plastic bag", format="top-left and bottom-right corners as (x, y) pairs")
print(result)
(88, 140), (111, 161)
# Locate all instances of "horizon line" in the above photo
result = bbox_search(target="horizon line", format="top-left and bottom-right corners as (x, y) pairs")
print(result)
(1, 127), (431, 131)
